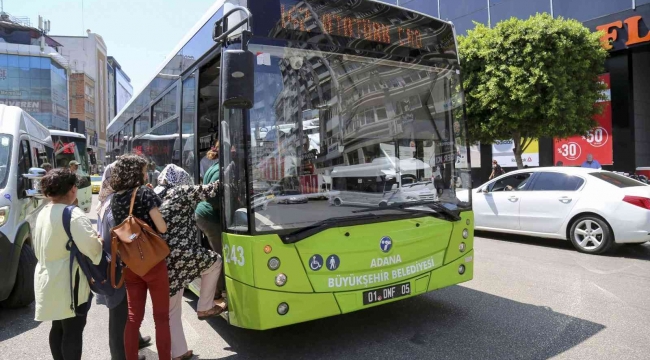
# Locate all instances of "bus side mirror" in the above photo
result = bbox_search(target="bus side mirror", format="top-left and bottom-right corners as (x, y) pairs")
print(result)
(222, 48), (254, 109)
(23, 168), (47, 199)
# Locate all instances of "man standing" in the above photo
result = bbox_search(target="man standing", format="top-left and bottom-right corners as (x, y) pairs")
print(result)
(68, 160), (80, 174)
(489, 160), (504, 180)
(581, 154), (602, 169)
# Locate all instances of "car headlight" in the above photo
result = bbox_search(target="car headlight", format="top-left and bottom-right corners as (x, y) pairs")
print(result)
(406, 196), (417, 201)
(0, 205), (10, 227)
(289, 197), (297, 201)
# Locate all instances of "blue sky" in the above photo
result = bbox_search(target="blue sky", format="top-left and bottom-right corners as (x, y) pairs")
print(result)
(10, 0), (216, 92)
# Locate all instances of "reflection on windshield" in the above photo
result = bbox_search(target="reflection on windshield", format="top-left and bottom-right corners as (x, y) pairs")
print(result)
(226, 45), (470, 232)
(0, 134), (11, 190)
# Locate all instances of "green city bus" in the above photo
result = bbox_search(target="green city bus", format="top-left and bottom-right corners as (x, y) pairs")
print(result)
(106, 0), (474, 330)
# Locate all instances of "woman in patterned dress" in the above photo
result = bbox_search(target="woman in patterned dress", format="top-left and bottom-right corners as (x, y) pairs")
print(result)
(153, 164), (224, 360)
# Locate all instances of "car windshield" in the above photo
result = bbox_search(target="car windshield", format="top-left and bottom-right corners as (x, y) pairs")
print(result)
(223, 45), (470, 233)
(0, 134), (12, 190)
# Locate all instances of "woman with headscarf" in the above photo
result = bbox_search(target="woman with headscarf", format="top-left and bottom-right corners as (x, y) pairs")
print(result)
(96, 162), (150, 360)
(153, 164), (223, 360)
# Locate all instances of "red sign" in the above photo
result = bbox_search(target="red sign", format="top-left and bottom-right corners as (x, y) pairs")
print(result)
(554, 74), (612, 166)
(54, 141), (76, 154)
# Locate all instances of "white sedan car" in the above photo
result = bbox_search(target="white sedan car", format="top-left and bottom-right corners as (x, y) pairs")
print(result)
(460, 167), (650, 254)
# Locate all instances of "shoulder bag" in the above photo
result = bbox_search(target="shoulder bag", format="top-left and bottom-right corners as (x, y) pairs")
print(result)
(110, 188), (169, 288)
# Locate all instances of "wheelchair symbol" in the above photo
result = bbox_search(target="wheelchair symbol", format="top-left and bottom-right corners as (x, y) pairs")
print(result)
(310, 254), (323, 271)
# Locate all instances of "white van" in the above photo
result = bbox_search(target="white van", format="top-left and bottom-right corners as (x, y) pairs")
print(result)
(0, 105), (55, 308)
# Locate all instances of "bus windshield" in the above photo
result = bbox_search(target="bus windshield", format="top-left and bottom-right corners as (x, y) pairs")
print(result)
(0, 134), (11, 190)
(52, 135), (90, 175)
(226, 45), (471, 233)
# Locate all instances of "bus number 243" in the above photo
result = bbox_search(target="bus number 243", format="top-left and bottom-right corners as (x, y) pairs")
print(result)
(223, 244), (245, 266)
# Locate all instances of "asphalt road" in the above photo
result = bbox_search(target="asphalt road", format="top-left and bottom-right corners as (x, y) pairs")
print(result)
(1, 195), (650, 359)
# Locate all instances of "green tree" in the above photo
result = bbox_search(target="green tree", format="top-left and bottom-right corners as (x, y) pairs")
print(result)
(458, 13), (608, 168)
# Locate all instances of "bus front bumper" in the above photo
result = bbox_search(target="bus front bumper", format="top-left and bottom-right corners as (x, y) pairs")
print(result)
(225, 250), (473, 330)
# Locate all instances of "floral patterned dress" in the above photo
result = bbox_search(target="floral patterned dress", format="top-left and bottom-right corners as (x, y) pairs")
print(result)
(160, 182), (220, 296)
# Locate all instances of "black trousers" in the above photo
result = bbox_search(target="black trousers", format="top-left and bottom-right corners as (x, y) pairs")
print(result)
(49, 272), (89, 360)
(108, 295), (146, 360)
(109, 296), (129, 360)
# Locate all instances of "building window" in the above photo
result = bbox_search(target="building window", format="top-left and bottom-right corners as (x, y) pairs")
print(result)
(85, 84), (94, 99)
(85, 100), (94, 114)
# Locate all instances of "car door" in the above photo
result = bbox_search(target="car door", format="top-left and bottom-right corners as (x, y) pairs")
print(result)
(474, 172), (532, 230)
(519, 172), (584, 234)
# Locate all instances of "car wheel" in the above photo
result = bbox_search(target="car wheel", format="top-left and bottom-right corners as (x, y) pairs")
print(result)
(333, 198), (342, 207)
(0, 243), (37, 308)
(569, 216), (614, 255)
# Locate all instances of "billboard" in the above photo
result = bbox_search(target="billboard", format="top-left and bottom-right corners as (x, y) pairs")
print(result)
(554, 74), (612, 166)
(492, 139), (540, 167)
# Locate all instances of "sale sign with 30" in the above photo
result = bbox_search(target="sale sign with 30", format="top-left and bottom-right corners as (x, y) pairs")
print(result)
(554, 74), (612, 166)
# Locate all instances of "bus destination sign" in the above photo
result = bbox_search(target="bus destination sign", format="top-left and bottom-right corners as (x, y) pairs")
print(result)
(279, 2), (426, 50)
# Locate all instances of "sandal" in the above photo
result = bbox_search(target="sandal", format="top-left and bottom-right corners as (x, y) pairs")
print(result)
(173, 350), (193, 360)
(198, 305), (224, 320)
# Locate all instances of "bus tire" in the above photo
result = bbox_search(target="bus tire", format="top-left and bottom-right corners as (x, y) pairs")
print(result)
(0, 243), (37, 309)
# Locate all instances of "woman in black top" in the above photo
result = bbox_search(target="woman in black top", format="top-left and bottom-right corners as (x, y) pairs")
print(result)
(110, 154), (171, 360)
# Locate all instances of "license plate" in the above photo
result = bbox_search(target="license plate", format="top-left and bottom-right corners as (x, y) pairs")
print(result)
(362, 282), (411, 305)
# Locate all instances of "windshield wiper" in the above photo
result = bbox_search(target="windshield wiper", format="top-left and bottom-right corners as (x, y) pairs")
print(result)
(352, 201), (462, 222)
(281, 214), (384, 244)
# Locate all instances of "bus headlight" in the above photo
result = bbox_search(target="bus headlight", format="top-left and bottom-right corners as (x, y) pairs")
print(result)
(0, 206), (9, 227)
(462, 229), (469, 239)
(268, 257), (281, 270)
(277, 302), (289, 315)
(458, 265), (466, 275)
(459, 242), (466, 252)
(275, 273), (287, 287)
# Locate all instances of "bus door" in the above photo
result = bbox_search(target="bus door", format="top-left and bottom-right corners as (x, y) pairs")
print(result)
(196, 56), (221, 183)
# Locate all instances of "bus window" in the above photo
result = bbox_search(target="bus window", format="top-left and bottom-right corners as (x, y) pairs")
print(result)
(17, 140), (31, 198)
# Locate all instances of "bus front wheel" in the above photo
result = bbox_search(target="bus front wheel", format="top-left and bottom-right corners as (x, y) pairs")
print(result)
(1, 243), (37, 309)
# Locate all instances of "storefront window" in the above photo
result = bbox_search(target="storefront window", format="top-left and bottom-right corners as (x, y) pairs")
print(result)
(553, 0), (631, 22)
(439, 0), (489, 34)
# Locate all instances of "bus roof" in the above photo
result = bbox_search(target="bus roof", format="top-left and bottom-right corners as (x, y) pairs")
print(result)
(107, 0), (453, 136)
(0, 105), (52, 146)
(49, 130), (87, 139)
(107, 0), (229, 133)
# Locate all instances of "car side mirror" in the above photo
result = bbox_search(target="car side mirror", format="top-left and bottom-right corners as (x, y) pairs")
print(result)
(391, 184), (398, 191)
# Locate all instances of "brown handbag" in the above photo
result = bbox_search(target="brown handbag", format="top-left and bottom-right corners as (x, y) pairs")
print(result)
(110, 188), (170, 288)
